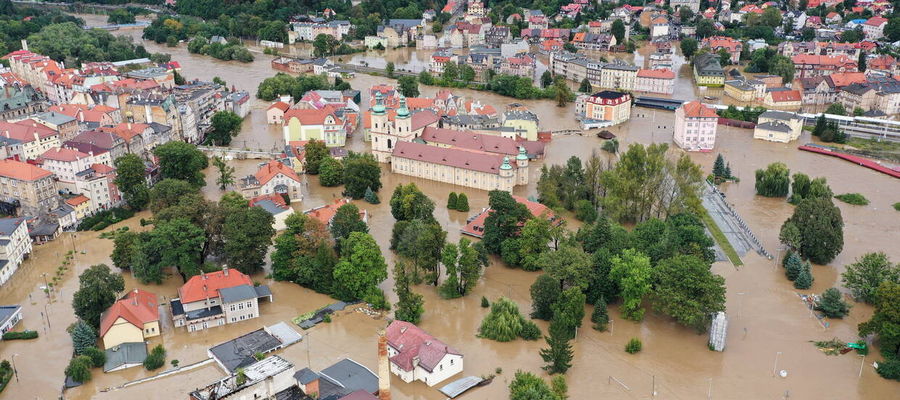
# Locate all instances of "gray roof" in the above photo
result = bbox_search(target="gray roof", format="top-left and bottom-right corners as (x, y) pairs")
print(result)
(256, 285), (272, 298)
(29, 221), (59, 237)
(319, 359), (378, 397)
(759, 110), (798, 121)
(693, 53), (724, 76)
(220, 284), (261, 304)
(0, 217), (25, 236)
(209, 329), (283, 372)
(254, 199), (289, 216)
(34, 111), (76, 125)
(756, 121), (792, 133)
(294, 368), (319, 384)
(0, 305), (21, 327)
(104, 342), (148, 372)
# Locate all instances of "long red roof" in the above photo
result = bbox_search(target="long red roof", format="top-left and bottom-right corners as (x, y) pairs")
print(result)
(99, 289), (159, 337)
(386, 320), (461, 373)
(178, 269), (252, 304)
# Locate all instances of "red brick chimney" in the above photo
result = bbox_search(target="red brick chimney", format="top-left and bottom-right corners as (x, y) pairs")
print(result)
(378, 329), (391, 400)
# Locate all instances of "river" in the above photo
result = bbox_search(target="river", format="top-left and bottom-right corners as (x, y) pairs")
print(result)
(0, 14), (897, 399)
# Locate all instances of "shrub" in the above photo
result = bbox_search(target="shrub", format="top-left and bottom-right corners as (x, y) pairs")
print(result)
(364, 290), (390, 311)
(519, 320), (542, 340)
(574, 199), (597, 223)
(456, 193), (470, 212)
(625, 338), (642, 354)
(448, 192), (458, 210)
(2, 330), (38, 340)
(481, 296), (490, 308)
(143, 345), (166, 370)
(477, 297), (534, 342)
(82, 347), (106, 368)
(171, 359), (180, 368)
(591, 301), (609, 331)
(876, 359), (900, 381)
(793, 263), (814, 290)
(815, 288), (851, 318)
(66, 356), (92, 383)
(77, 207), (136, 231)
(893, 202), (900, 211)
(834, 193), (869, 206)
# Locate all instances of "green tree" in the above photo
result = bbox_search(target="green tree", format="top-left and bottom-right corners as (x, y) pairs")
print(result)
(482, 190), (530, 254)
(342, 152), (381, 199)
(153, 141), (208, 187)
(653, 255), (726, 332)
(769, 55), (796, 84)
(223, 206), (275, 274)
(478, 297), (532, 342)
(330, 203), (369, 245)
(207, 111), (242, 146)
(784, 251), (803, 281)
(783, 197), (844, 264)
(332, 232), (387, 302)
(713, 154), (727, 180)
(858, 282), (900, 359)
(82, 347), (106, 368)
(611, 19), (625, 44)
(610, 249), (652, 321)
(111, 231), (139, 271)
(886, 18), (900, 42)
(418, 70), (434, 85)
(697, 18), (717, 38)
(397, 75), (419, 97)
(755, 162), (790, 197)
(574, 199), (597, 223)
(625, 338), (642, 354)
(842, 252), (899, 304)
(460, 64), (476, 83)
(318, 157), (344, 187)
(364, 187), (380, 204)
(456, 193), (469, 212)
(591, 298), (609, 331)
(509, 371), (565, 400)
(312, 33), (337, 57)
(825, 103), (847, 116)
(390, 183), (436, 221)
(385, 61), (395, 78)
(553, 76), (572, 107)
(393, 261), (425, 323)
(540, 319), (574, 374)
(447, 192), (458, 210)
(578, 77), (592, 93)
(135, 217), (206, 282)
(148, 178), (197, 213)
(440, 238), (486, 297)
(69, 320), (97, 355)
(394, 219), (446, 285)
(107, 9), (136, 24)
(541, 70), (553, 88)
(304, 139), (329, 175)
(442, 62), (458, 82)
(793, 262), (814, 289)
(72, 264), (125, 328)
(114, 154), (149, 210)
(212, 156), (235, 190)
(681, 38), (699, 59)
(66, 356), (92, 383)
(530, 274), (561, 320)
(816, 288), (851, 318)
(144, 344), (166, 370)
(505, 217), (552, 271)
(540, 245), (592, 291)
(271, 214), (336, 293)
(550, 288), (586, 340)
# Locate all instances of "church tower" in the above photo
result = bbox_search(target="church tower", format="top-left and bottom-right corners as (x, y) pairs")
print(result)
(515, 146), (529, 185)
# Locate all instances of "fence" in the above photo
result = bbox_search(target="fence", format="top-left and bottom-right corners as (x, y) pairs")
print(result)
(717, 118), (756, 129)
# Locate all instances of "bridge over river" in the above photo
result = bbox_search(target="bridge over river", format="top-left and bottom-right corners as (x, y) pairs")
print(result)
(196, 146), (282, 160)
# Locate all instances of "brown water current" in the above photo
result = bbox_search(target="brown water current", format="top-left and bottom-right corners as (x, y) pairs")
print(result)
(0, 14), (897, 399)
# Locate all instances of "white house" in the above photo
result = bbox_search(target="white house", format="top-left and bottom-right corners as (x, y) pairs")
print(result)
(0, 217), (31, 286)
(0, 305), (23, 336)
(239, 160), (304, 202)
(674, 101), (718, 152)
(385, 320), (463, 387)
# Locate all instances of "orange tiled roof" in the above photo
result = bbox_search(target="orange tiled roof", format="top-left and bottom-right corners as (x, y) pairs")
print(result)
(255, 160), (302, 186)
(65, 195), (90, 206)
(0, 159), (52, 181)
(637, 68), (675, 79)
(681, 101), (718, 118)
(99, 288), (159, 337)
(768, 90), (801, 103)
(179, 269), (252, 304)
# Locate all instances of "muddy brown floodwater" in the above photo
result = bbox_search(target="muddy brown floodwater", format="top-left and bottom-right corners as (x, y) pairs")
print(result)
(0, 14), (897, 399)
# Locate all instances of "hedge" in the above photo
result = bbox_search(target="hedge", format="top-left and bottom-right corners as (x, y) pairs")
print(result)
(2, 330), (38, 340)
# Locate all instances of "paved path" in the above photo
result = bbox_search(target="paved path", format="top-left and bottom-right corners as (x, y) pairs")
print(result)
(702, 182), (771, 259)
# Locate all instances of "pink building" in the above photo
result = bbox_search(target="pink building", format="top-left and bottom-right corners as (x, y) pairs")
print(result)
(674, 101), (718, 152)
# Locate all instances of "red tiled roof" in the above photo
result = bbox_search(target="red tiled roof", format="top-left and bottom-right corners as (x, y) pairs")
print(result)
(0, 119), (58, 142)
(65, 195), (90, 206)
(98, 123), (150, 143)
(179, 269), (252, 304)
(41, 147), (90, 162)
(392, 140), (506, 175)
(386, 320), (461, 373)
(99, 288), (159, 337)
(865, 16), (888, 27)
(304, 198), (351, 225)
(420, 126), (543, 157)
(268, 101), (290, 112)
(768, 90), (801, 103)
(0, 159), (52, 181)
(284, 106), (341, 126)
(637, 68), (675, 79)
(249, 193), (288, 209)
(461, 195), (558, 237)
(255, 160), (302, 186)
(826, 72), (868, 87)
(680, 101), (718, 118)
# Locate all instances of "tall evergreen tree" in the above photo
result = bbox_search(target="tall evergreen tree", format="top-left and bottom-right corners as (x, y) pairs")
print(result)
(713, 154), (727, 179)
(447, 192), (458, 210)
(393, 262), (425, 324)
(540, 319), (574, 374)
(794, 262), (814, 289)
(456, 193), (470, 212)
(591, 297), (609, 331)
(785, 252), (803, 281)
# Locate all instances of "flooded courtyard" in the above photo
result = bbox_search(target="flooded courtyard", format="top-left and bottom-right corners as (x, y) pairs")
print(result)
(0, 14), (898, 399)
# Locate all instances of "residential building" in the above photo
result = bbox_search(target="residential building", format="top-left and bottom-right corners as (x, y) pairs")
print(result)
(385, 320), (463, 387)
(99, 288), (160, 349)
(671, 0), (701, 12)
(0, 119), (60, 160)
(239, 160), (303, 201)
(724, 79), (766, 102)
(39, 147), (98, 183)
(674, 101), (718, 152)
(267, 101), (290, 124)
(249, 193), (295, 231)
(575, 91), (632, 129)
(295, 358), (379, 400)
(170, 267), (273, 332)
(763, 89), (802, 109)
(190, 355), (298, 400)
(693, 53), (725, 87)
(104, 342), (148, 372)
(635, 68), (675, 94)
(304, 198), (369, 227)
(754, 110), (803, 143)
(863, 16), (888, 40)
(282, 106), (349, 147)
(64, 129), (123, 163)
(0, 305), (23, 336)
(65, 195), (90, 221)
(0, 159), (59, 216)
(0, 84), (46, 121)
(30, 111), (78, 142)
(701, 36), (742, 64)
(650, 16), (670, 39)
(97, 122), (151, 155)
(598, 60), (639, 91)
(501, 109), (540, 141)
(791, 54), (857, 78)
(461, 195), (560, 237)
(0, 217), (30, 286)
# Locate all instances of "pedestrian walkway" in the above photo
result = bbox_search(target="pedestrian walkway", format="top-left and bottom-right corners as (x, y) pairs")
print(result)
(702, 182), (771, 259)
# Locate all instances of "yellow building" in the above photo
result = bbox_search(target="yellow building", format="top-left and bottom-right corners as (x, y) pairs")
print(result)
(693, 53), (725, 87)
(501, 110), (540, 141)
(391, 141), (529, 192)
(99, 289), (160, 349)
(724, 80), (758, 102)
(753, 110), (803, 143)
(64, 195), (91, 221)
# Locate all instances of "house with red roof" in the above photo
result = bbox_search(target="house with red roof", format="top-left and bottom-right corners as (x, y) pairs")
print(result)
(0, 159), (59, 216)
(171, 267), (273, 332)
(385, 320), (463, 387)
(674, 101), (718, 152)
(267, 101), (291, 124)
(863, 16), (888, 40)
(239, 160), (303, 201)
(283, 106), (349, 147)
(763, 89), (802, 109)
(792, 54), (858, 78)
(635, 68), (676, 94)
(249, 193), (295, 231)
(0, 119), (60, 159)
(99, 288), (160, 349)
(461, 195), (561, 238)
(304, 198), (368, 227)
(701, 36), (742, 64)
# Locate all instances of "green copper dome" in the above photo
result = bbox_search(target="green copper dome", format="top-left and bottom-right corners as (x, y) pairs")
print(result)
(372, 91), (386, 116)
(500, 156), (513, 170)
(516, 146), (528, 161)
(397, 95), (410, 118)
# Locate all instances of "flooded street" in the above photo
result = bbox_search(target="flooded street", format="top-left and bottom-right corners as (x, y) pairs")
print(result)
(0, 14), (897, 399)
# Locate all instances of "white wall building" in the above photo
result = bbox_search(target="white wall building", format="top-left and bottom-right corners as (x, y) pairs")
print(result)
(385, 320), (463, 387)
(674, 101), (718, 152)
(0, 217), (31, 286)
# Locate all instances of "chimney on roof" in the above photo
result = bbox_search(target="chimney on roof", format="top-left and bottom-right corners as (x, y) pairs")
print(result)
(20, 39), (27, 52)
(223, 266), (229, 276)
(132, 288), (139, 306)
(378, 329), (392, 400)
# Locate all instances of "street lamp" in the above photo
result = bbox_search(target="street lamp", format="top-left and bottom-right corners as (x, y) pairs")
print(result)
(773, 351), (783, 377)
(41, 273), (49, 298)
